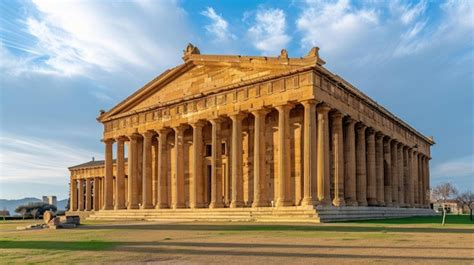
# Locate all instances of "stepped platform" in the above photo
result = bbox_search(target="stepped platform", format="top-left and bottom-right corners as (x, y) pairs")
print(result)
(79, 206), (436, 223)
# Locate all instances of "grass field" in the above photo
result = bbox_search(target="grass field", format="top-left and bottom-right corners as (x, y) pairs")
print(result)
(0, 215), (472, 264)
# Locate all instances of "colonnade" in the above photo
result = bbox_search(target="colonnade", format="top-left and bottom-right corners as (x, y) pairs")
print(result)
(70, 101), (431, 211)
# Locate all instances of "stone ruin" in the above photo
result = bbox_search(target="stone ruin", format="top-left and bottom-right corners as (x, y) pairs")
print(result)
(16, 211), (80, 230)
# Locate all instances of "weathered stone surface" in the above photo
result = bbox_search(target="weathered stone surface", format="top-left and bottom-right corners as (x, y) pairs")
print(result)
(67, 45), (434, 222)
(43, 211), (54, 224)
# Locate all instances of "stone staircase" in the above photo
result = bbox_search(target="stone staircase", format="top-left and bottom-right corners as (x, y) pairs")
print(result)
(85, 206), (436, 223)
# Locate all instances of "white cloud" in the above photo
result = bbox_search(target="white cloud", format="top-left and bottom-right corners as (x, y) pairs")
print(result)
(6, 0), (190, 77)
(247, 8), (291, 55)
(0, 134), (101, 186)
(201, 7), (236, 42)
(432, 155), (474, 179)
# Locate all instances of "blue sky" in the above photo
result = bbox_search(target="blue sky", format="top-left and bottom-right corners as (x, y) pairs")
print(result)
(0, 0), (472, 200)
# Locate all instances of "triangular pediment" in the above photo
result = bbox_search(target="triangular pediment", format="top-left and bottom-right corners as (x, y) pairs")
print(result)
(99, 53), (321, 121)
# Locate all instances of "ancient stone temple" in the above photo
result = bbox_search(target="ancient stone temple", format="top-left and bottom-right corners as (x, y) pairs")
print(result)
(67, 44), (435, 222)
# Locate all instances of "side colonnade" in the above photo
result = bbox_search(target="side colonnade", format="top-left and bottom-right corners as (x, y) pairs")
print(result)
(70, 101), (431, 212)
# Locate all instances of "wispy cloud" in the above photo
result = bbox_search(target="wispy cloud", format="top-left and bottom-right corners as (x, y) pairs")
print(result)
(3, 0), (190, 77)
(0, 134), (101, 186)
(432, 155), (474, 179)
(201, 7), (236, 42)
(247, 8), (291, 55)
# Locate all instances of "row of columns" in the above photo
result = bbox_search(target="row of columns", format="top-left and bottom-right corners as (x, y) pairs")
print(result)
(70, 176), (104, 211)
(70, 101), (431, 211)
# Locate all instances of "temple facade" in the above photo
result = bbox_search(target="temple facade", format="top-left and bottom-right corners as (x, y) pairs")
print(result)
(68, 45), (434, 222)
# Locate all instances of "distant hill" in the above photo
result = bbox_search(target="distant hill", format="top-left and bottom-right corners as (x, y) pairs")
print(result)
(0, 197), (68, 216)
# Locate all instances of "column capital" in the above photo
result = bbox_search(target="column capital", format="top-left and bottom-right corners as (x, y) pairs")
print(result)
(375, 131), (384, 140)
(344, 116), (357, 126)
(316, 103), (331, 113)
(141, 130), (155, 138)
(251, 108), (270, 117)
(127, 133), (141, 141)
(275, 103), (294, 112)
(157, 127), (172, 135)
(190, 120), (206, 129)
(210, 117), (225, 125)
(115, 136), (128, 142)
(102, 138), (115, 144)
(356, 122), (367, 132)
(229, 112), (247, 121)
(173, 124), (188, 134)
(330, 110), (344, 119)
(366, 127), (375, 135)
(300, 99), (317, 107)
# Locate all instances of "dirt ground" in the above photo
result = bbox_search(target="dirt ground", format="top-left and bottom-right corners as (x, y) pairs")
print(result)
(0, 217), (473, 264)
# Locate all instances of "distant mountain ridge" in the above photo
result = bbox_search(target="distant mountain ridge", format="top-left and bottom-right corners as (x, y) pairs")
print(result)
(0, 197), (68, 216)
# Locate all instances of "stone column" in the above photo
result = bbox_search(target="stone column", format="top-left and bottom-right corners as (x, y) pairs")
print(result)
(230, 114), (245, 208)
(128, 134), (139, 209)
(413, 151), (419, 207)
(375, 133), (385, 206)
(366, 129), (377, 206)
(78, 179), (84, 211)
(344, 118), (357, 206)
(252, 109), (269, 207)
(93, 177), (100, 211)
(390, 141), (399, 207)
(425, 157), (431, 207)
(209, 118), (225, 208)
(115, 137), (126, 209)
(191, 121), (205, 208)
(172, 125), (186, 209)
(332, 111), (345, 206)
(403, 147), (410, 207)
(276, 105), (293, 207)
(301, 101), (317, 206)
(418, 154), (423, 207)
(397, 144), (405, 207)
(85, 178), (92, 211)
(420, 156), (426, 207)
(141, 131), (154, 209)
(317, 104), (331, 205)
(70, 177), (77, 211)
(384, 138), (393, 207)
(103, 139), (114, 210)
(356, 124), (368, 206)
(156, 129), (170, 209)
(407, 149), (414, 206)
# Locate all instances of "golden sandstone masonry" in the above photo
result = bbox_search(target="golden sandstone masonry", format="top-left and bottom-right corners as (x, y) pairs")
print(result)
(68, 44), (435, 222)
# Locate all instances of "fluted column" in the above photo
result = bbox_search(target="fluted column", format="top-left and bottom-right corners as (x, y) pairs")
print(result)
(252, 109), (269, 207)
(397, 144), (405, 207)
(403, 147), (410, 207)
(78, 179), (84, 211)
(344, 118), (357, 206)
(413, 151), (419, 207)
(301, 101), (317, 206)
(103, 139), (114, 210)
(70, 177), (77, 211)
(156, 129), (170, 209)
(114, 137), (126, 209)
(390, 141), (399, 207)
(356, 124), (368, 206)
(317, 104), (331, 205)
(420, 156), (426, 207)
(383, 138), (393, 207)
(93, 177), (100, 211)
(332, 111), (345, 206)
(375, 133), (385, 206)
(366, 129), (377, 206)
(407, 149), (414, 206)
(275, 105), (292, 207)
(425, 157), (431, 207)
(209, 118), (225, 208)
(172, 125), (186, 209)
(141, 131), (154, 209)
(230, 114), (245, 208)
(191, 121), (205, 208)
(128, 134), (139, 209)
(418, 154), (423, 207)
(85, 178), (92, 211)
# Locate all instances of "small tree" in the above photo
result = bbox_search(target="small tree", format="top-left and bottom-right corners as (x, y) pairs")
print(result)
(431, 182), (457, 225)
(457, 191), (474, 221)
(31, 208), (39, 220)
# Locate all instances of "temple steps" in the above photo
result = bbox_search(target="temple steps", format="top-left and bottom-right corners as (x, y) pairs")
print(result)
(83, 206), (435, 223)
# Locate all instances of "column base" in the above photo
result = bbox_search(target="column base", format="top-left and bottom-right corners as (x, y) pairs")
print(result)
(385, 202), (393, 207)
(127, 204), (139, 210)
(141, 204), (154, 209)
(357, 200), (368, 207)
(155, 203), (169, 209)
(190, 202), (207, 209)
(252, 201), (269, 208)
(102, 205), (113, 210)
(301, 197), (316, 206)
(367, 198), (378, 206)
(332, 197), (346, 207)
(114, 205), (126, 210)
(392, 202), (400, 208)
(230, 200), (244, 208)
(172, 203), (186, 209)
(209, 201), (224, 208)
(345, 199), (358, 207)
(377, 201), (385, 207)
(275, 200), (292, 207)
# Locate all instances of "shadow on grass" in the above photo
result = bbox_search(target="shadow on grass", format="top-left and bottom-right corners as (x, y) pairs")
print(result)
(346, 215), (474, 225)
(78, 223), (474, 234)
(1, 240), (472, 261)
